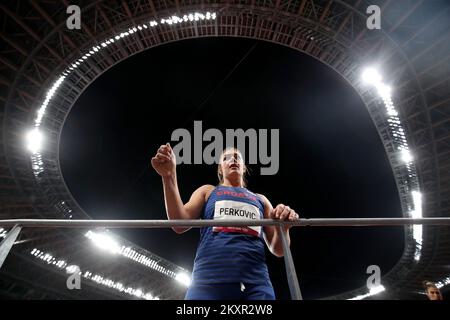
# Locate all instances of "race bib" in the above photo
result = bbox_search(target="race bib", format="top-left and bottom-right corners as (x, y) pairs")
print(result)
(212, 200), (261, 237)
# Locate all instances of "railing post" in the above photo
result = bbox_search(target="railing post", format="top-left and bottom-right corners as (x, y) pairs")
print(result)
(0, 224), (22, 270)
(278, 225), (303, 300)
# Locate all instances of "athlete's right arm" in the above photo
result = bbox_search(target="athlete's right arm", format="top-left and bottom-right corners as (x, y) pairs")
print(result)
(151, 143), (213, 234)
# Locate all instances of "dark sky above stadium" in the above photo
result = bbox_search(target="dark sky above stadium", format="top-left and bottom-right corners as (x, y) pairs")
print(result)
(60, 37), (404, 300)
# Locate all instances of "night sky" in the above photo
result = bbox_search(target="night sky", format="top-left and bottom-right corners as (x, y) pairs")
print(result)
(60, 37), (404, 300)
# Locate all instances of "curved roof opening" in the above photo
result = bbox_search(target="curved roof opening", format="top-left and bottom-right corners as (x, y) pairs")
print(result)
(60, 37), (404, 299)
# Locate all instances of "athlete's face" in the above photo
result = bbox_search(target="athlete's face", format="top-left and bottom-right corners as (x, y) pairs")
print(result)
(220, 150), (245, 180)
(426, 287), (443, 300)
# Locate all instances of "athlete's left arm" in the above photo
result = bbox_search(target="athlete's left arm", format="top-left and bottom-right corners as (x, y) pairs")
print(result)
(257, 194), (299, 258)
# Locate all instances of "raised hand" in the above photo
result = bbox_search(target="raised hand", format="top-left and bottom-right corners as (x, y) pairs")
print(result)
(151, 143), (176, 177)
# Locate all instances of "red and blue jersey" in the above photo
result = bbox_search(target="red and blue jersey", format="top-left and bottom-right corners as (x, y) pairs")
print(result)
(191, 185), (272, 286)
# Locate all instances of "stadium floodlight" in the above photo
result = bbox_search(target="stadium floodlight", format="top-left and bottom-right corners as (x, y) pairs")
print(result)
(400, 149), (413, 163)
(134, 289), (143, 297)
(26, 128), (43, 154)
(66, 265), (79, 274)
(411, 190), (423, 261)
(369, 285), (385, 295)
(362, 67), (382, 85)
(56, 260), (66, 268)
(144, 293), (153, 300)
(377, 84), (391, 97)
(85, 230), (121, 254)
(348, 285), (385, 300)
(412, 191), (422, 217)
(436, 277), (450, 289)
(387, 109), (398, 116)
(175, 272), (192, 286)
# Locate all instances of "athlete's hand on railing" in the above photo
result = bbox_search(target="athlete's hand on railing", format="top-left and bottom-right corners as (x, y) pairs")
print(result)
(270, 204), (299, 230)
(151, 143), (176, 177)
